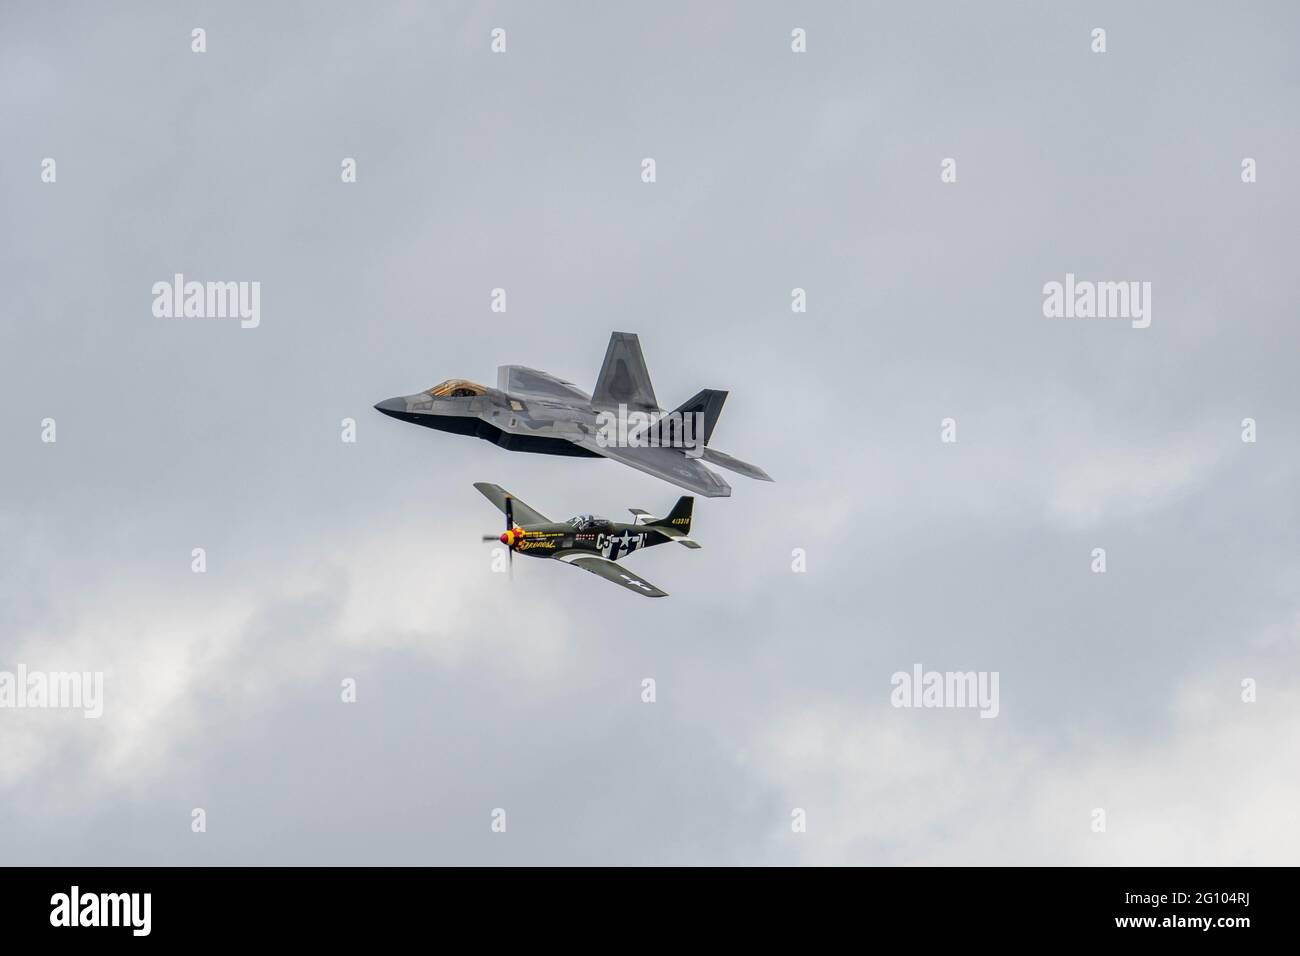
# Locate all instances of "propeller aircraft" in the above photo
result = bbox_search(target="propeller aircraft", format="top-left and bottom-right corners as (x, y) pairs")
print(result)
(475, 482), (699, 598)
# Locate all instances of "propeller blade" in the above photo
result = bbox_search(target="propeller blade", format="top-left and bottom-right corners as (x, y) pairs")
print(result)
(505, 498), (515, 581)
(481, 534), (499, 542)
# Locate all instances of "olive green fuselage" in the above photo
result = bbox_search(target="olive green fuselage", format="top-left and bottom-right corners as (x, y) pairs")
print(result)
(507, 521), (671, 562)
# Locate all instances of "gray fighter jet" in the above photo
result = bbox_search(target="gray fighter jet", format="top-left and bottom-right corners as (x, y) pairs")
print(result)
(374, 332), (772, 497)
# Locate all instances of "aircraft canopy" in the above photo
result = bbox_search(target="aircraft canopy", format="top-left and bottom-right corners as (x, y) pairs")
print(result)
(427, 379), (488, 398)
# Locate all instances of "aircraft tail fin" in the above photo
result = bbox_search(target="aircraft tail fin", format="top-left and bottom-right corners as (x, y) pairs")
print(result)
(645, 496), (699, 547)
(659, 388), (728, 447)
(593, 332), (658, 412)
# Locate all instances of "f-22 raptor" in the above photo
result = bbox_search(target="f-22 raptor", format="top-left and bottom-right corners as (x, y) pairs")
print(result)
(476, 482), (698, 598)
(374, 332), (772, 497)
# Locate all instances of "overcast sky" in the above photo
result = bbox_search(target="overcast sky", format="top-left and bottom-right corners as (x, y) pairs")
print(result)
(2, 1), (1298, 864)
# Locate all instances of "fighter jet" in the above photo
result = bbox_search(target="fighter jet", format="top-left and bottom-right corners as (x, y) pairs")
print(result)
(374, 332), (772, 497)
(475, 482), (698, 597)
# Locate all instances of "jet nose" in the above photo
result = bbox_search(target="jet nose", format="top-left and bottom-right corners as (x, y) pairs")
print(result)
(374, 396), (406, 418)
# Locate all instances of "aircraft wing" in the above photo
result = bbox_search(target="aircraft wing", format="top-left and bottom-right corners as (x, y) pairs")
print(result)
(496, 365), (591, 403)
(574, 438), (733, 498)
(472, 482), (550, 525)
(558, 553), (668, 598)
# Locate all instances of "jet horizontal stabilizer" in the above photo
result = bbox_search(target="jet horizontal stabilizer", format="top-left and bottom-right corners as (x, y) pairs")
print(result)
(700, 446), (773, 482)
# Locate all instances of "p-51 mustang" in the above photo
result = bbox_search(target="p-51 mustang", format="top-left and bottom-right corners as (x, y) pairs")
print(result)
(375, 332), (772, 498)
(475, 482), (699, 598)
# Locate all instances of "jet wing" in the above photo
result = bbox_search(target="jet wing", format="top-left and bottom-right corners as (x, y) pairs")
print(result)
(558, 553), (668, 598)
(472, 482), (550, 525)
(574, 438), (733, 497)
(496, 365), (591, 403)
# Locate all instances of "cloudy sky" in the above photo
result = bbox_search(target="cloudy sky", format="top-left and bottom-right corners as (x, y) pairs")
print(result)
(2, 1), (1298, 865)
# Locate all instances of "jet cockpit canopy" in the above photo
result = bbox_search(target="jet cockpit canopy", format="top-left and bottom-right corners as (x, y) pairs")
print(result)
(427, 379), (488, 398)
